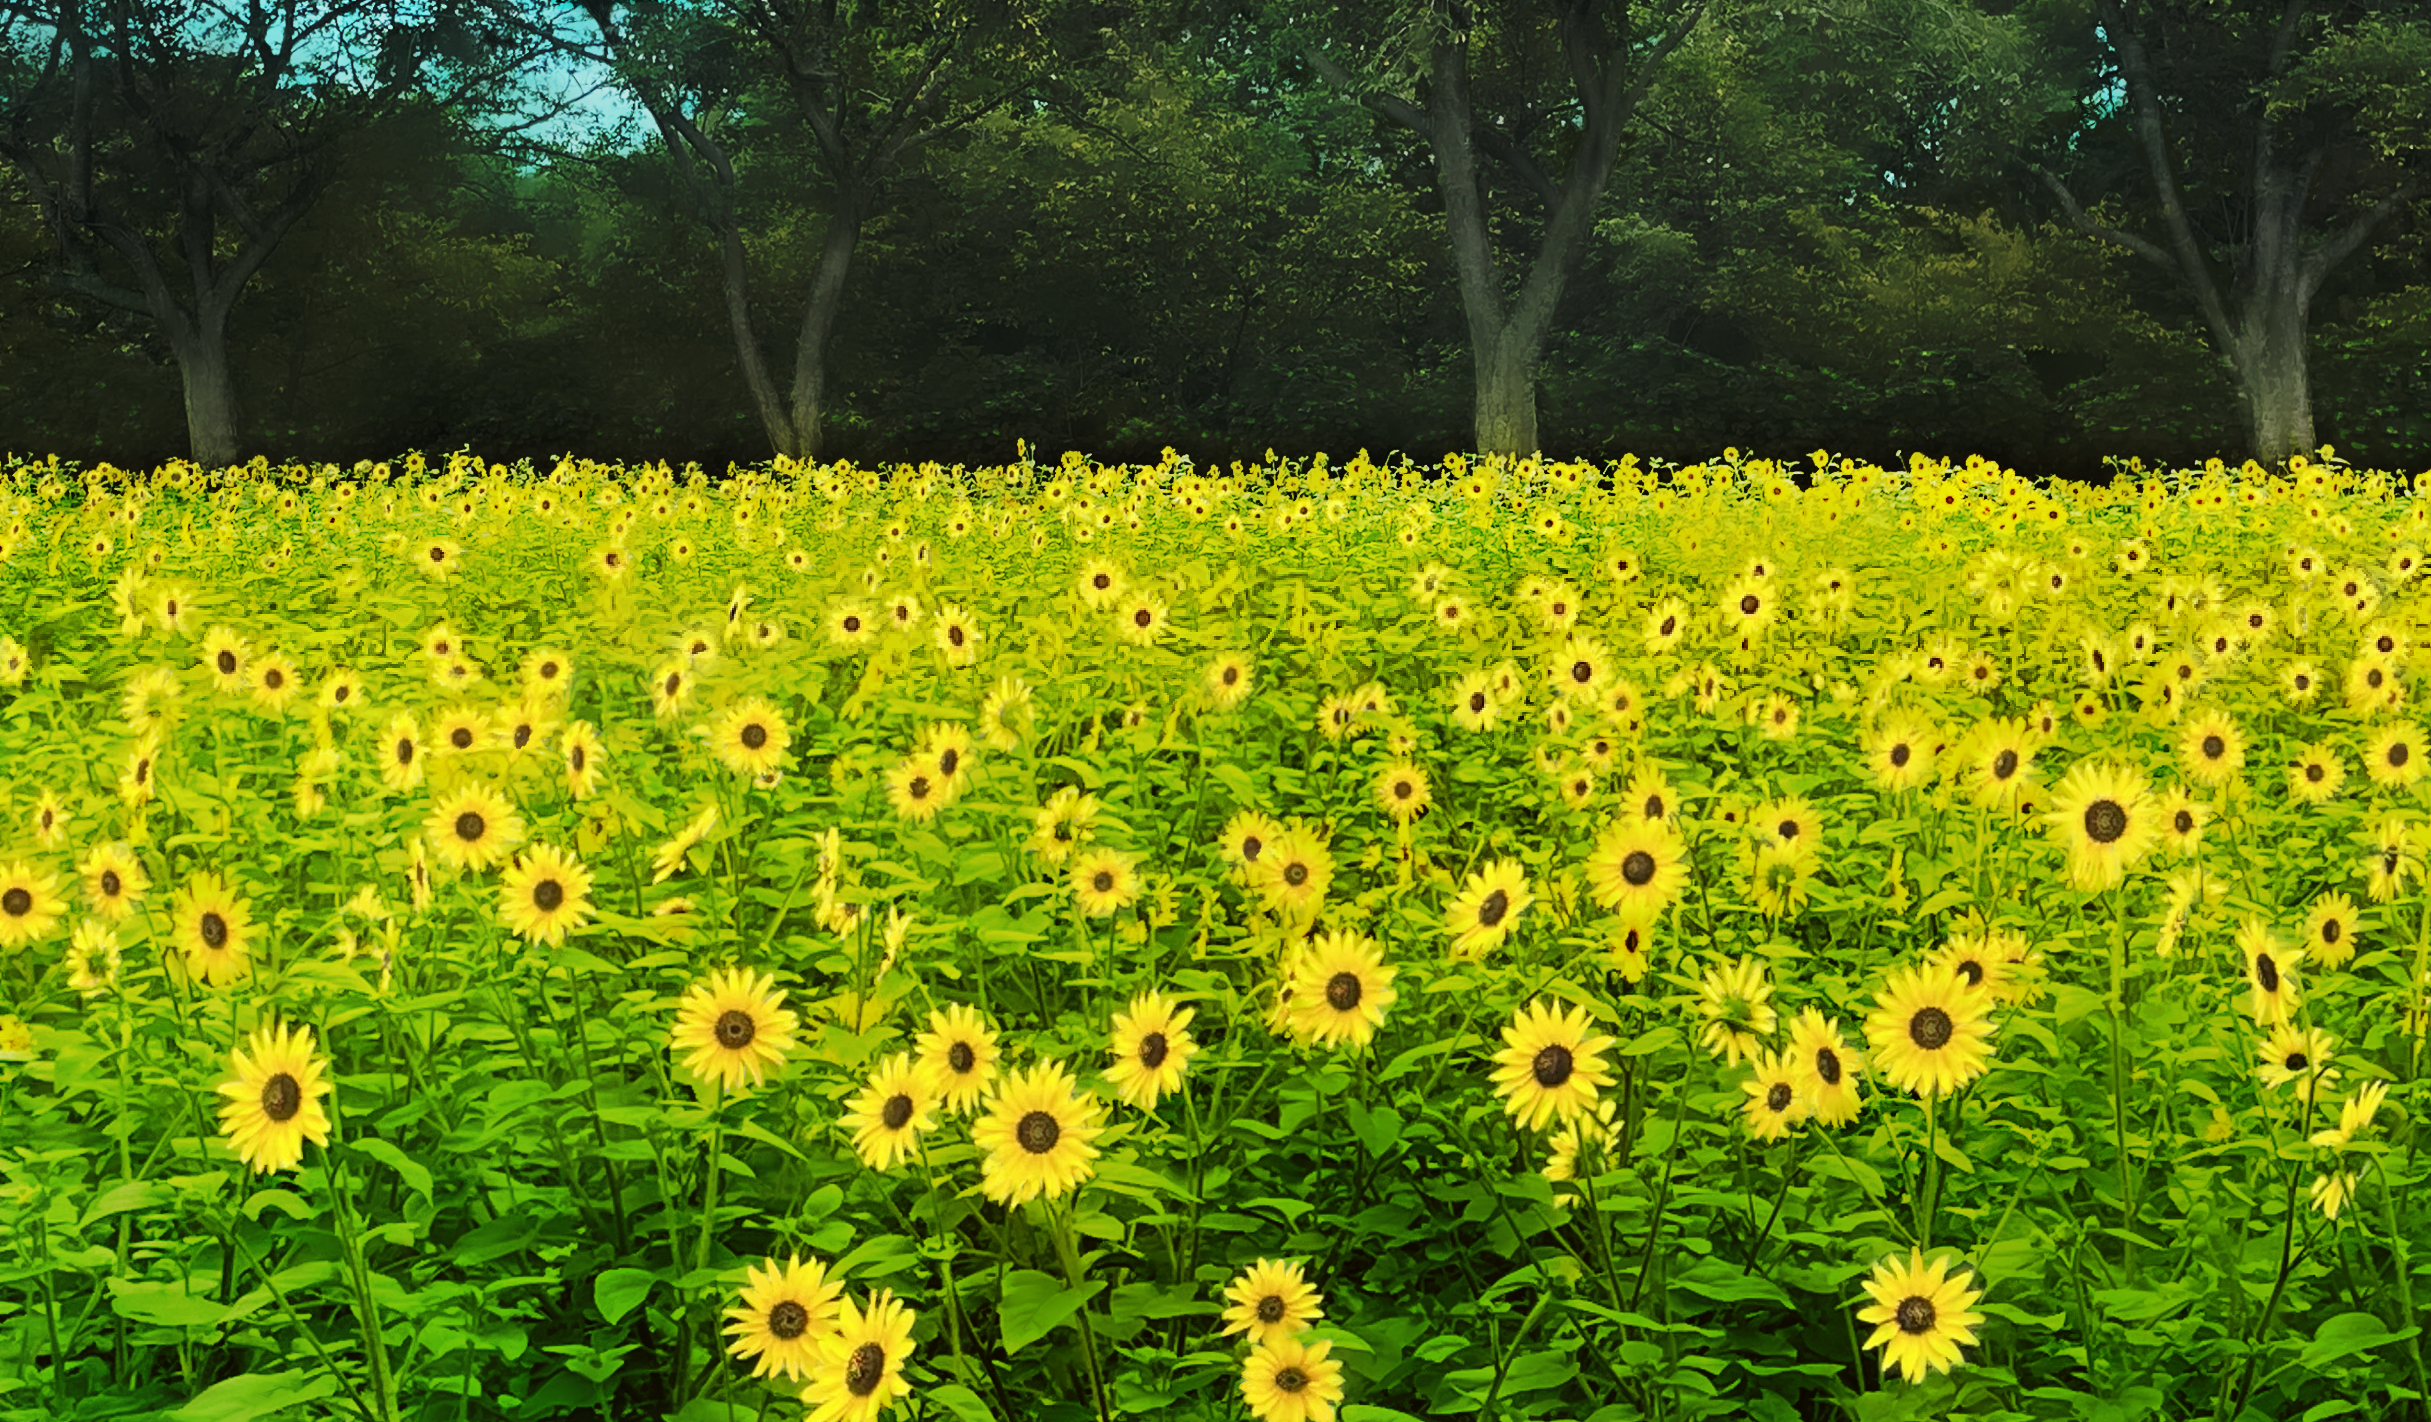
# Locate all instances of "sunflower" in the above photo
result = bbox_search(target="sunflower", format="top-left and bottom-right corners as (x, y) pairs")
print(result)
(709, 696), (792, 779)
(1864, 712), (1939, 793)
(2304, 892), (2362, 971)
(1642, 598), (1689, 653)
(425, 783), (526, 873)
(374, 713), (424, 794)
(1785, 1008), (1864, 1126)
(2238, 919), (2303, 1026)
(318, 669), (366, 715)
(1444, 858), (1531, 960)
(651, 801), (721, 883)
(1285, 929), (1397, 1049)
(64, 919), (121, 995)
(1856, 1251), (1987, 1383)
(1205, 652), (1255, 710)
(931, 603), (981, 666)
(839, 1053), (938, 1172)
(497, 844), (595, 946)
(2289, 741), (2346, 804)
(201, 626), (250, 692)
(562, 720), (606, 800)
(2364, 720), (2428, 789)
(68, 843), (142, 925)
(914, 1003), (1000, 1116)
(670, 966), (800, 1093)
(1695, 957), (1778, 1066)
(1115, 592), (1169, 646)
(1490, 998), (1618, 1131)
(800, 1289), (916, 1422)
(1549, 632), (1613, 701)
(828, 600), (877, 647)
(1962, 719), (2037, 812)
(918, 722), (975, 796)
(2044, 760), (2157, 891)
(1372, 760), (1431, 822)
(1220, 1258), (1326, 1345)
(1249, 824), (1333, 923)
(2177, 710), (2246, 786)
(2363, 814), (2421, 904)
(2283, 659), (2323, 706)
(173, 872), (254, 987)
(521, 648), (574, 702)
(885, 757), (945, 824)
(250, 653), (302, 714)
(1737, 1049), (1806, 1141)
(1752, 795), (1820, 851)
(970, 1059), (1105, 1206)
(1070, 847), (1143, 918)
(724, 1255), (844, 1381)
(1864, 964), (1995, 1098)
(1240, 1332), (1344, 1422)
(1583, 819), (1689, 921)
(1105, 990), (1198, 1109)
(215, 1020), (334, 1175)
(649, 663), (695, 720)
(2257, 1024), (2340, 1097)
(431, 705), (489, 757)
(1748, 838), (1817, 921)
(0, 861), (65, 948)
(1622, 766), (1677, 826)
(1448, 670), (1500, 732)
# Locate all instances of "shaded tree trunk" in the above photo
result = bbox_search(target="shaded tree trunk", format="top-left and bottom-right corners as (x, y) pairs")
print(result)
(165, 312), (241, 466)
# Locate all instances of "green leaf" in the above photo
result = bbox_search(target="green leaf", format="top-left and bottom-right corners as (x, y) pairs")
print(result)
(170, 1369), (339, 1421)
(927, 1382), (1000, 1422)
(594, 1268), (658, 1325)
(1346, 1100), (1403, 1155)
(998, 1268), (1102, 1354)
(2299, 1311), (2410, 1371)
(109, 1278), (237, 1328)
(80, 1179), (176, 1228)
(353, 1137), (434, 1198)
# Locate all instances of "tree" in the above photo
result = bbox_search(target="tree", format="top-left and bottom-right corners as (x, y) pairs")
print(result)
(0, 0), (544, 464)
(530, 0), (1070, 461)
(2022, 0), (2431, 463)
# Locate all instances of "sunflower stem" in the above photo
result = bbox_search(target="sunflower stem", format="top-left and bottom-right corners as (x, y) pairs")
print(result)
(1048, 1196), (1113, 1422)
(686, 1081), (728, 1407)
(2106, 886), (2137, 1269)
(1919, 1091), (1940, 1251)
(322, 1134), (402, 1422)
(2369, 1154), (2431, 1411)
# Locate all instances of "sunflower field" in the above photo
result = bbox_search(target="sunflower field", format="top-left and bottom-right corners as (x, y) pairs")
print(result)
(3, 443), (2431, 1422)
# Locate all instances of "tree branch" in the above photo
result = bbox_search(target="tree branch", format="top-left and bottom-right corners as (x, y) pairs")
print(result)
(2094, 0), (2239, 356)
(2300, 176), (2430, 301)
(2026, 160), (2175, 272)
(1300, 41), (1432, 145)
(1473, 120), (1561, 210)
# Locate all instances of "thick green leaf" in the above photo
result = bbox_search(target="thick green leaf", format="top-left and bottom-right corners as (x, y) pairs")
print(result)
(170, 1369), (339, 1421)
(594, 1268), (658, 1325)
(998, 1268), (1101, 1354)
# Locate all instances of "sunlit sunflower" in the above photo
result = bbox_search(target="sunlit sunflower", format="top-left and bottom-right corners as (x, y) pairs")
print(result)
(249, 652), (302, 715)
(2257, 1023), (2340, 1098)
(2237, 919), (2303, 1026)
(1104, 990), (1198, 1110)
(2303, 892), (2362, 971)
(828, 600), (876, 647)
(913, 1003), (1000, 1116)
(1220, 1258), (1327, 1346)
(0, 861), (65, 948)
(1864, 712), (1939, 793)
(1856, 1250), (1987, 1382)
(173, 872), (255, 987)
(1206, 652), (1255, 710)
(1583, 819), (1688, 921)
(1115, 592), (1169, 647)
(2288, 741), (2346, 804)
(1070, 847), (1144, 918)
(2363, 814), (2422, 904)
(2364, 720), (2428, 789)
(373, 712), (423, 794)
(886, 757), (945, 824)
(1962, 719), (2037, 812)
(1864, 964), (1995, 1098)
(800, 1289), (916, 1422)
(931, 603), (981, 666)
(2172, 709), (2244, 787)
(215, 1019), (333, 1174)
(1444, 858), (1531, 960)
(724, 1255), (844, 1381)
(2044, 760), (2157, 891)
(521, 648), (574, 702)
(201, 626), (250, 693)
(562, 720), (605, 800)
(1286, 929), (1397, 1049)
(431, 705), (489, 757)
(497, 843), (595, 946)
(1696, 956), (1778, 1066)
(969, 1059), (1105, 1206)
(918, 722), (975, 796)
(1448, 669), (1500, 732)
(1240, 1332), (1345, 1422)
(711, 696), (792, 778)
(1739, 1049), (1807, 1141)
(670, 966), (799, 1094)
(64, 919), (121, 995)
(649, 662), (694, 720)
(1490, 998), (1618, 1131)
(1785, 1008), (1864, 1125)
(1249, 824), (1333, 923)
(1372, 760), (1432, 822)
(425, 783), (526, 873)
(2151, 786), (2207, 857)
(838, 1053), (938, 1172)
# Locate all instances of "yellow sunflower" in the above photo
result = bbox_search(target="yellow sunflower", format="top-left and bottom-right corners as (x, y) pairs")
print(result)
(669, 966), (799, 1093)
(2289, 741), (2346, 804)
(375, 712), (424, 794)
(0, 861), (65, 948)
(914, 1003), (1000, 1115)
(2364, 720), (2428, 789)
(710, 696), (792, 778)
(497, 844), (595, 946)
(1240, 1332), (1345, 1422)
(1249, 824), (1333, 923)
(1583, 819), (1688, 921)
(2257, 1023), (2341, 1097)
(1490, 998), (1618, 1131)
(969, 1059), (1105, 1206)
(1206, 652), (1256, 710)
(1962, 719), (2037, 812)
(1286, 930), (1397, 1050)
(2177, 710), (2246, 786)
(2238, 919), (2303, 1026)
(1864, 964), (1995, 1098)
(800, 1290), (916, 1422)
(724, 1255), (844, 1381)
(2304, 892), (2362, 971)
(1864, 712), (1939, 793)
(838, 1053), (938, 1172)
(215, 1019), (334, 1175)
(173, 872), (254, 987)
(1785, 1008), (1864, 1126)
(562, 720), (606, 800)
(885, 756), (946, 824)
(201, 626), (250, 693)
(1696, 956), (1778, 1067)
(1220, 1258), (1326, 1345)
(1070, 847), (1144, 918)
(425, 782), (527, 873)
(1105, 990), (1198, 1110)
(1856, 1250), (1987, 1382)
(2043, 760), (2157, 891)
(1443, 858), (1530, 960)
(1372, 760), (1432, 822)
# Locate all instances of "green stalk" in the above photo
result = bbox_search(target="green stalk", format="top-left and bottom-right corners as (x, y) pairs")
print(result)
(685, 1080), (727, 1406)
(322, 1136), (402, 1422)
(1048, 1197), (1113, 1422)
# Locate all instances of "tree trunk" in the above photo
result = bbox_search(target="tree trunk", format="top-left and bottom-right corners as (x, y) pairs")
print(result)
(166, 311), (241, 466)
(2230, 290), (2315, 465)
(716, 218), (802, 459)
(787, 200), (863, 463)
(1473, 327), (1540, 455)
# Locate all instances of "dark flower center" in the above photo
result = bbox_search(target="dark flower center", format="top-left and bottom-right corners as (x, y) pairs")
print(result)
(1241, 836), (1263, 863)
(1532, 1044), (1574, 1087)
(395, 738), (415, 764)
(1138, 1032), (1169, 1069)
(843, 615), (862, 633)
(1257, 1294), (1287, 1323)
(2255, 952), (2280, 993)
(1908, 1006), (1954, 1050)
(263, 669), (284, 689)
(1326, 971), (1362, 1011)
(570, 745), (588, 772)
(430, 546), (446, 562)
(2202, 735), (2224, 759)
(1222, 667), (1240, 686)
(908, 775), (932, 800)
(260, 1072), (302, 1122)
(664, 673), (682, 696)
(844, 1341), (886, 1396)
(533, 879), (565, 911)
(1284, 862), (1308, 887)
(766, 1299), (809, 1340)
(1621, 850), (1656, 886)
(451, 728), (474, 750)
(1740, 594), (1760, 615)
(741, 723), (768, 750)
(2393, 741), (2412, 767)
(1393, 779), (1414, 800)
(2285, 1051), (2308, 1071)
(455, 811), (486, 842)
(2174, 809), (2194, 834)
(714, 1009), (756, 1049)
(881, 1093), (914, 1130)
(2083, 799), (2128, 844)
(0, 887), (29, 916)
(217, 650), (237, 674)
(1890, 743), (1911, 767)
(541, 661), (560, 679)
(1815, 1046), (1842, 1085)
(1992, 749), (2020, 780)
(949, 625), (966, 647)
(1273, 1365), (1307, 1393)
(1570, 660), (1593, 684)
(1660, 615), (1677, 636)
(2306, 762), (2325, 782)
(100, 870), (122, 897)
(1469, 692), (1487, 713)
(1957, 959), (1985, 986)
(1895, 1296), (1936, 1335)
(200, 911), (228, 949)
(514, 724), (533, 748)
(1092, 871), (1115, 893)
(1476, 889), (1510, 928)
(1016, 1109), (1060, 1154)
(937, 749), (958, 777)
(2322, 919), (2343, 944)
(1134, 608), (1153, 628)
(1093, 572), (1112, 590)
(1778, 819), (1799, 840)
(1766, 1081), (1792, 1112)
(948, 1041), (976, 1074)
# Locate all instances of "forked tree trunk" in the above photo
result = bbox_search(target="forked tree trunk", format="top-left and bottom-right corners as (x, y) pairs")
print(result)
(2229, 287), (2315, 465)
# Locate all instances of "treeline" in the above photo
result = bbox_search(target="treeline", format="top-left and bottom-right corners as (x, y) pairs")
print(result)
(2, 0), (2426, 480)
